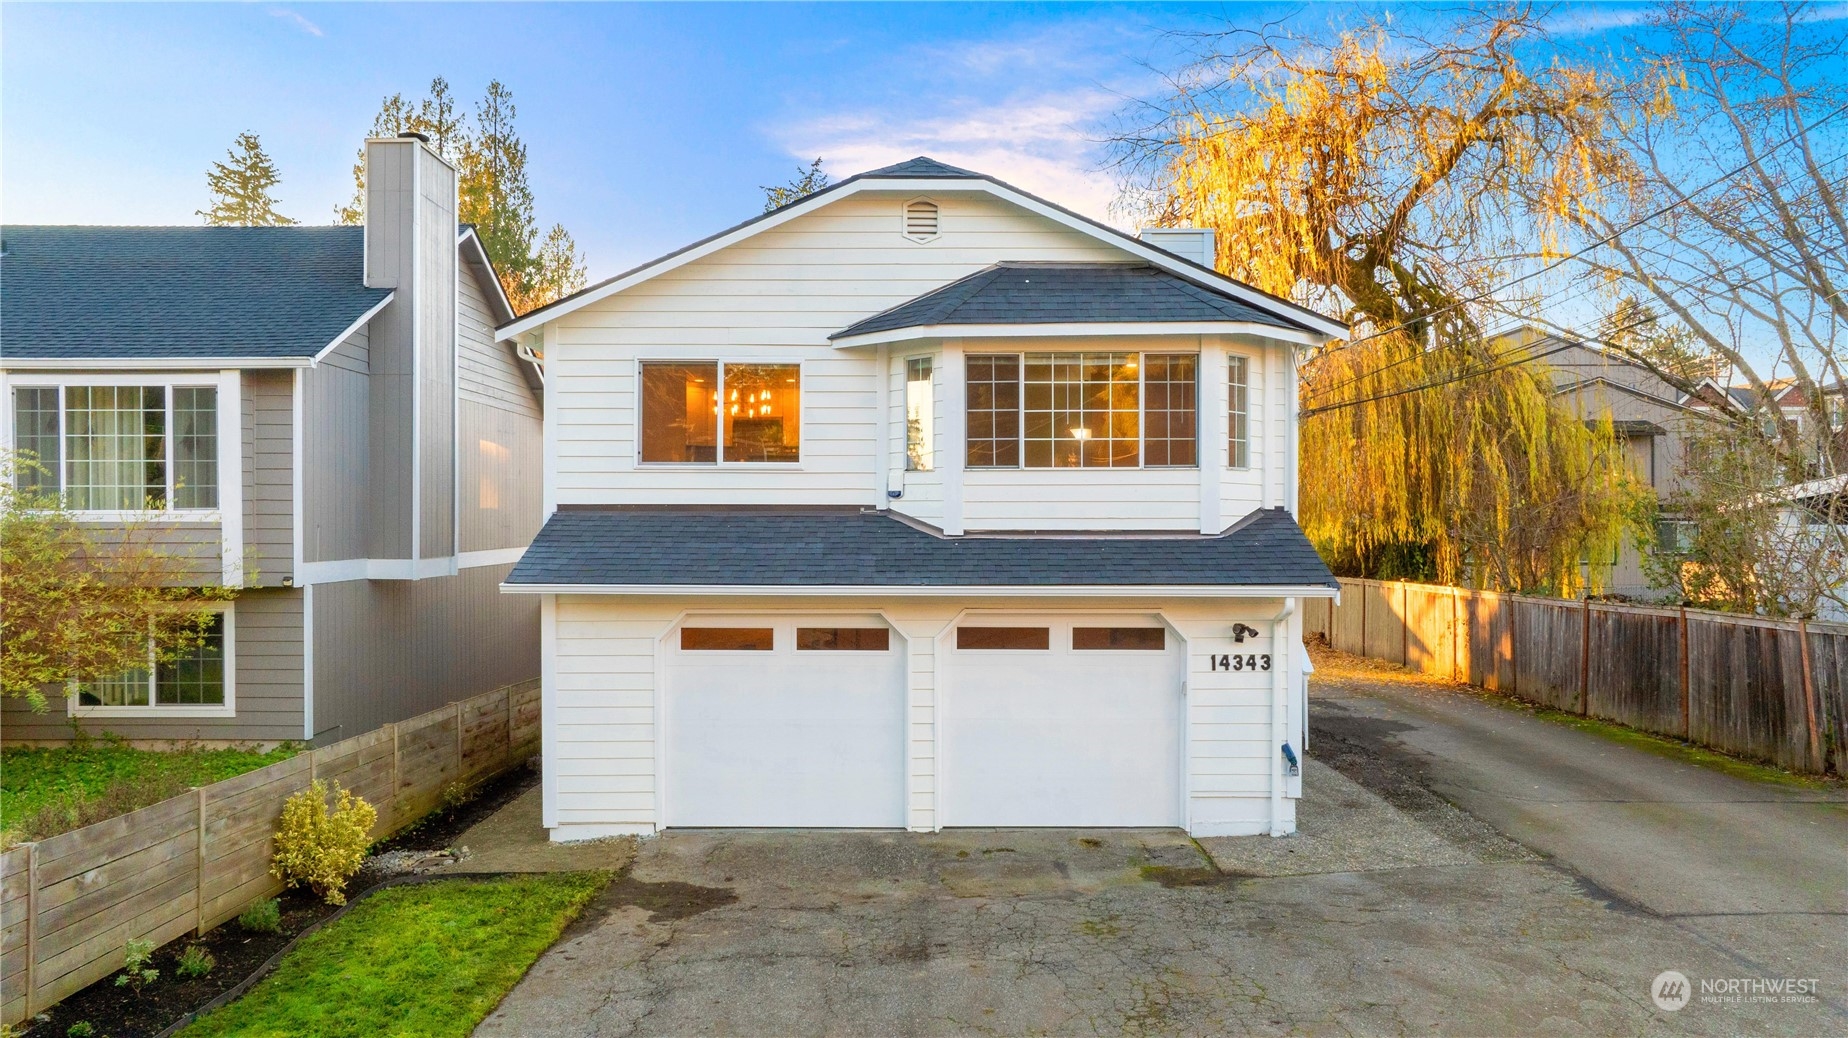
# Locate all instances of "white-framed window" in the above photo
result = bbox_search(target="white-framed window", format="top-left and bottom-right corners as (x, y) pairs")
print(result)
(638, 360), (802, 464)
(9, 382), (219, 511)
(905, 356), (934, 471)
(71, 604), (235, 717)
(1228, 355), (1251, 469)
(963, 352), (1198, 469)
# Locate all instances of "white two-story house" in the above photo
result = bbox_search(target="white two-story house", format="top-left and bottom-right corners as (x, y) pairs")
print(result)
(499, 157), (1345, 839)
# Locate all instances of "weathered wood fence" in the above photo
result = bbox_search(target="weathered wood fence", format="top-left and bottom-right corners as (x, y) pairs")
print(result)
(0, 679), (541, 1025)
(1305, 579), (1847, 776)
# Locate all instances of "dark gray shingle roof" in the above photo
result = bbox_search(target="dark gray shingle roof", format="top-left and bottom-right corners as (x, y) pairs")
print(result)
(859, 156), (984, 179)
(1, 226), (390, 361)
(506, 507), (1337, 589)
(833, 262), (1307, 339)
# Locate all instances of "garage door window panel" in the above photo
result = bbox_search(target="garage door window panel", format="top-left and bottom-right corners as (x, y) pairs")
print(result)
(680, 627), (775, 651)
(956, 626), (1050, 650)
(1072, 627), (1166, 651)
(797, 628), (891, 651)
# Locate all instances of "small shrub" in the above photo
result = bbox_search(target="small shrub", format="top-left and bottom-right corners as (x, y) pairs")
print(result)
(114, 937), (158, 993)
(176, 944), (216, 979)
(238, 896), (282, 933)
(67, 1023), (95, 1038)
(440, 780), (472, 812)
(270, 780), (376, 906)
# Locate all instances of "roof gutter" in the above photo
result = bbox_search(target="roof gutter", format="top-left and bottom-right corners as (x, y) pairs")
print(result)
(0, 355), (318, 371)
(500, 582), (1341, 598)
(829, 321), (1325, 350)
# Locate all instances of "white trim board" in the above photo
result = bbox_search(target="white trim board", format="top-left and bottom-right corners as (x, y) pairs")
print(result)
(502, 582), (1340, 598)
(830, 321), (1325, 350)
(496, 173), (1348, 342)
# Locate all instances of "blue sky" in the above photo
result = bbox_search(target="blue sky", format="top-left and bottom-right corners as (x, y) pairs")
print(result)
(2, 2), (1220, 278)
(3, 2), (1674, 282)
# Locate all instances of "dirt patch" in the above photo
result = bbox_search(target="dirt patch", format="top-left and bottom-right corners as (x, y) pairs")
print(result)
(605, 875), (738, 923)
(368, 761), (539, 855)
(1138, 865), (1245, 889)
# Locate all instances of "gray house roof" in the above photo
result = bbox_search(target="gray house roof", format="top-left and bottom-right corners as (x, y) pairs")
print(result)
(833, 262), (1308, 340)
(0, 225), (390, 362)
(505, 506), (1338, 590)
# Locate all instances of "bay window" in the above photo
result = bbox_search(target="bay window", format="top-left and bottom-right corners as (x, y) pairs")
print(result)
(966, 352), (1197, 468)
(9, 384), (219, 510)
(1228, 355), (1251, 468)
(905, 357), (934, 471)
(76, 609), (232, 713)
(640, 361), (801, 464)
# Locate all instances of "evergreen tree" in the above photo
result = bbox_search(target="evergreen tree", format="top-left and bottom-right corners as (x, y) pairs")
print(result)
(338, 78), (587, 313)
(198, 132), (295, 227)
(334, 78), (466, 224)
(460, 81), (539, 293)
(762, 158), (830, 212)
(508, 223), (589, 314)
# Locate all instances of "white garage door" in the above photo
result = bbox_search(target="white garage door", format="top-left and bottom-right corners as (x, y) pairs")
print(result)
(663, 619), (905, 827)
(942, 618), (1183, 827)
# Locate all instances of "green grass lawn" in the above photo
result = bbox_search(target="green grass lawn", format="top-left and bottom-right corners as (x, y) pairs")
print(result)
(0, 741), (299, 843)
(182, 873), (608, 1038)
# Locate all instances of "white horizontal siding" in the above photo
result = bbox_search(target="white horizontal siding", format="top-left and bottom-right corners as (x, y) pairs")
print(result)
(962, 469), (1200, 530)
(550, 193), (1125, 508)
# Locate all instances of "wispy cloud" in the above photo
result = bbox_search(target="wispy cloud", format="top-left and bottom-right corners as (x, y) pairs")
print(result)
(1543, 4), (1653, 37)
(768, 18), (1164, 225)
(269, 7), (323, 38)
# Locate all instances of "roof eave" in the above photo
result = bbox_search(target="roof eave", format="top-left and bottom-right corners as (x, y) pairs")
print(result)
(1, 355), (317, 371)
(500, 581), (1342, 598)
(829, 321), (1325, 350)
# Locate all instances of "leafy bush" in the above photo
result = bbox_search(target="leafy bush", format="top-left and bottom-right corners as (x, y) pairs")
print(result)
(115, 937), (158, 993)
(270, 780), (376, 906)
(239, 896), (283, 933)
(66, 1023), (95, 1038)
(177, 943), (216, 979)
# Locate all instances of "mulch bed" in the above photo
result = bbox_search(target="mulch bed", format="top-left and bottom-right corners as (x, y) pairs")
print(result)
(21, 762), (539, 1038)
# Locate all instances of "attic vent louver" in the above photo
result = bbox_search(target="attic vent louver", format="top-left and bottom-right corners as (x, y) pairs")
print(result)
(904, 198), (940, 242)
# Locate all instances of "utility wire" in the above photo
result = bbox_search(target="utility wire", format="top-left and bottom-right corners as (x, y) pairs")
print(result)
(1310, 101), (1848, 359)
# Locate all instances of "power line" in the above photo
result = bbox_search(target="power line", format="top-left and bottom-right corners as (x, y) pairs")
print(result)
(1305, 237), (1846, 406)
(1300, 312), (1671, 419)
(1310, 101), (1848, 359)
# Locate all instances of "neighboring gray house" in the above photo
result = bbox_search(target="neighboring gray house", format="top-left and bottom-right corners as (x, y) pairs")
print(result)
(1494, 325), (1718, 596)
(0, 134), (542, 746)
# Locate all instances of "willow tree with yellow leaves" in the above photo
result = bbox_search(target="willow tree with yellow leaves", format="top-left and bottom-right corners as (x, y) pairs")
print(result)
(1118, 6), (1652, 591)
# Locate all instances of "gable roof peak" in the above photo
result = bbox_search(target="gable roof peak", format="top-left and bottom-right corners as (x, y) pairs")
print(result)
(859, 156), (984, 180)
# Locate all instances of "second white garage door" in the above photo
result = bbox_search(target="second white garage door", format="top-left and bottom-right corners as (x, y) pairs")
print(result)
(941, 617), (1185, 827)
(663, 619), (906, 827)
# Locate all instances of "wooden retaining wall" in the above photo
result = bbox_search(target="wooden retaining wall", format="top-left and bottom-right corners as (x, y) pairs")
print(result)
(1303, 580), (1844, 775)
(0, 679), (540, 1025)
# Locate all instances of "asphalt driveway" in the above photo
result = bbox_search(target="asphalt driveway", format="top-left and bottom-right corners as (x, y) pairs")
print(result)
(476, 652), (1848, 1037)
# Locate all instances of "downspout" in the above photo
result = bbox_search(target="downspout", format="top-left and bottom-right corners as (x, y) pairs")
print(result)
(1269, 597), (1296, 836)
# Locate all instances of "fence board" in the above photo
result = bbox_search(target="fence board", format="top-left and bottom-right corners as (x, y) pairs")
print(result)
(1587, 605), (1683, 735)
(1326, 578), (1842, 777)
(1, 678), (535, 1025)
(1510, 597), (1583, 711)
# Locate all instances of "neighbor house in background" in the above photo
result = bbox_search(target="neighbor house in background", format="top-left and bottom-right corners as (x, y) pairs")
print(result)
(1494, 325), (1719, 598)
(0, 133), (542, 746)
(499, 157), (1344, 841)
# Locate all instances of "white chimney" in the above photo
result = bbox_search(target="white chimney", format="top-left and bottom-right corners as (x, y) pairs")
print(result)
(1138, 227), (1216, 270)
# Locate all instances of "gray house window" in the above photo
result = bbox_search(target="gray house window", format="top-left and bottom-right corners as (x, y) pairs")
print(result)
(10, 384), (218, 510)
(78, 610), (230, 709)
